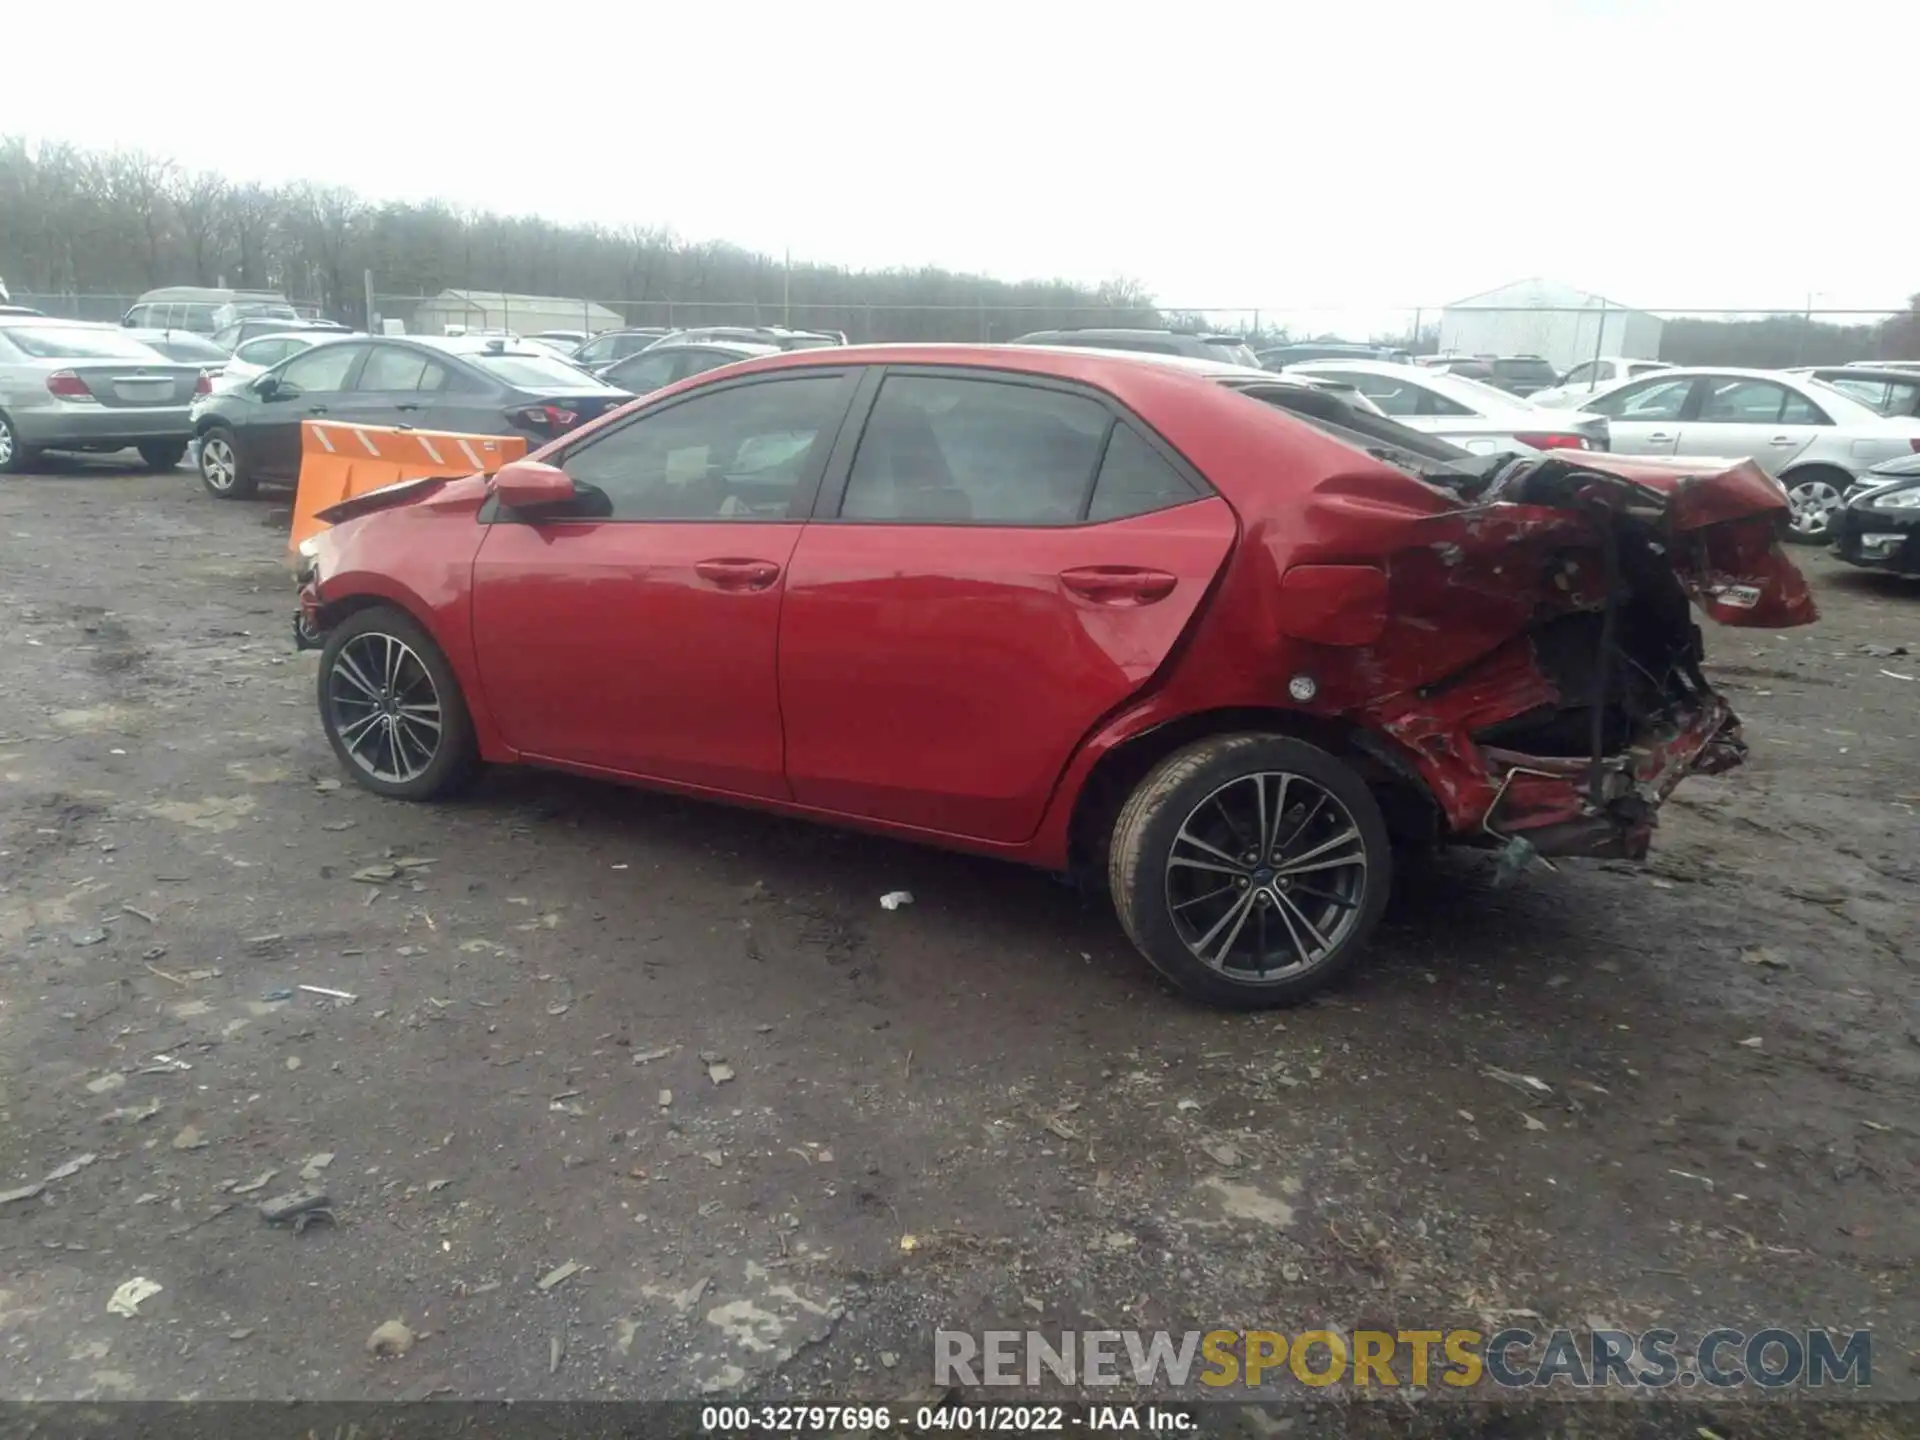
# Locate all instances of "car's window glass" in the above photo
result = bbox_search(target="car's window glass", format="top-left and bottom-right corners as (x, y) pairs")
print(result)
(1626, 361), (1669, 376)
(182, 304), (220, 332)
(1328, 371), (1474, 418)
(574, 336), (614, 364)
(1561, 362), (1597, 385)
(613, 334), (659, 360)
(1086, 424), (1198, 521)
(605, 352), (684, 394)
(467, 352), (610, 389)
(841, 375), (1111, 525)
(4, 324), (175, 359)
(212, 323), (242, 349)
(1492, 357), (1557, 383)
(1777, 389), (1829, 425)
(681, 351), (738, 378)
(1698, 379), (1792, 424)
(1586, 376), (1693, 421)
(277, 344), (362, 392)
(238, 337), (291, 366)
(558, 376), (842, 521)
(356, 346), (452, 392)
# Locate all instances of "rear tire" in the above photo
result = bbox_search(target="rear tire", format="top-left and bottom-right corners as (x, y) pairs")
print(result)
(317, 605), (480, 801)
(138, 440), (188, 472)
(197, 425), (255, 498)
(0, 411), (39, 475)
(1109, 734), (1392, 1009)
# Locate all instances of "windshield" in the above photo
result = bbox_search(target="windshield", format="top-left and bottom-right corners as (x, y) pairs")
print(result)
(1433, 371), (1537, 409)
(3, 325), (172, 360)
(468, 352), (618, 390)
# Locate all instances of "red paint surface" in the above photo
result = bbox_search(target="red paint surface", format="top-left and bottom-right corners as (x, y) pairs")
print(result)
(302, 347), (1816, 871)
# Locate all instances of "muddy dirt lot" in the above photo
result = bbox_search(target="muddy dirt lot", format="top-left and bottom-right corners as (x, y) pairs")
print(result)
(0, 460), (1916, 1433)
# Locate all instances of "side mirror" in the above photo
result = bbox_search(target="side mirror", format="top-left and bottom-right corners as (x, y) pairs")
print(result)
(495, 459), (576, 509)
(253, 375), (282, 400)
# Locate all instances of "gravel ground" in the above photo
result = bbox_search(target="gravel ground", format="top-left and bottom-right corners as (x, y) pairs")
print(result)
(0, 458), (1915, 1436)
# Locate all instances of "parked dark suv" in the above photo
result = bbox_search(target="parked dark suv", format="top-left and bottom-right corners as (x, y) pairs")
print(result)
(1012, 328), (1261, 368)
(191, 335), (629, 499)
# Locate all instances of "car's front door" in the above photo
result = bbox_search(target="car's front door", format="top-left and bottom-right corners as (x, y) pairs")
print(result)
(1582, 374), (1699, 456)
(243, 342), (370, 478)
(778, 368), (1238, 844)
(468, 369), (861, 796)
(1674, 376), (1829, 474)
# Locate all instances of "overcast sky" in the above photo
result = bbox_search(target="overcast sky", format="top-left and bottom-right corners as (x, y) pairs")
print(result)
(4, 0), (1915, 326)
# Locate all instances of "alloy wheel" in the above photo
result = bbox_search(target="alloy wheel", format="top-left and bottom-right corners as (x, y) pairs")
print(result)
(1163, 770), (1370, 982)
(0, 416), (14, 468)
(201, 436), (236, 492)
(1788, 478), (1842, 539)
(325, 631), (444, 785)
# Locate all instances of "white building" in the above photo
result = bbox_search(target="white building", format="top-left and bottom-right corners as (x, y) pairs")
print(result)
(1437, 278), (1663, 373)
(408, 290), (623, 339)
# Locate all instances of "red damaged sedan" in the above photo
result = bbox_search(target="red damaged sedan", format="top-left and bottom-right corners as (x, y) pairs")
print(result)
(294, 344), (1815, 1009)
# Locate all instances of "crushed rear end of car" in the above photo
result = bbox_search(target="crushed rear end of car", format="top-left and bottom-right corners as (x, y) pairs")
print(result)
(1272, 452), (1817, 867)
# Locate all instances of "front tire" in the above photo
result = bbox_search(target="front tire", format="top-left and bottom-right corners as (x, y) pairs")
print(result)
(317, 605), (480, 801)
(138, 440), (188, 471)
(1109, 734), (1392, 1009)
(197, 425), (255, 498)
(1781, 468), (1850, 545)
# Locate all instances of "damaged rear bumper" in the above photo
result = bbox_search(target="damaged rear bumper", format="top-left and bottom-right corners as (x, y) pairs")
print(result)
(1474, 699), (1744, 860)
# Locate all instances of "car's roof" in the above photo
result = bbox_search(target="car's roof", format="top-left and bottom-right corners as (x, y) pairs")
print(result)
(640, 339), (781, 357)
(1806, 365), (1920, 381)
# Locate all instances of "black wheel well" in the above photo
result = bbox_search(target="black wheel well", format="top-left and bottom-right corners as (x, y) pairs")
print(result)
(314, 592), (413, 636)
(1064, 707), (1440, 888)
(1778, 461), (1852, 486)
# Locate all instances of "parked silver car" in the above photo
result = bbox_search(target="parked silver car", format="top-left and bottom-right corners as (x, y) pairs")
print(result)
(0, 317), (207, 473)
(1283, 359), (1610, 454)
(1566, 367), (1920, 542)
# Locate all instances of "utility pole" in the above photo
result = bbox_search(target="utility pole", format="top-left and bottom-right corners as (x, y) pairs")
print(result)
(783, 248), (792, 328)
(363, 269), (376, 332)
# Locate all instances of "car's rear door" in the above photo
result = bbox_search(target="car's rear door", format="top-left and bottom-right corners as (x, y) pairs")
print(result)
(777, 366), (1238, 844)
(468, 368), (861, 797)
(1674, 376), (1827, 474)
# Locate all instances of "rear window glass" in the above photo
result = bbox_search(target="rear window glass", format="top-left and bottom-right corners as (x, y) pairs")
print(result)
(1493, 358), (1558, 381)
(467, 353), (617, 390)
(3, 325), (175, 360)
(1204, 340), (1262, 367)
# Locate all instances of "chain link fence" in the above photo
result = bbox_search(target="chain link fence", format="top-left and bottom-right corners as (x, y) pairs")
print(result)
(12, 292), (1917, 369)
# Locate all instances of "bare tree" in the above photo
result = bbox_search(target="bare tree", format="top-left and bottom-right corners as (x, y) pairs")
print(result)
(170, 171), (229, 285)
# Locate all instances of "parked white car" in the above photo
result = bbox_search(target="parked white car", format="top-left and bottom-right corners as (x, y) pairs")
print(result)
(1283, 360), (1610, 454)
(1566, 367), (1920, 542)
(1528, 356), (1673, 408)
(215, 330), (364, 392)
